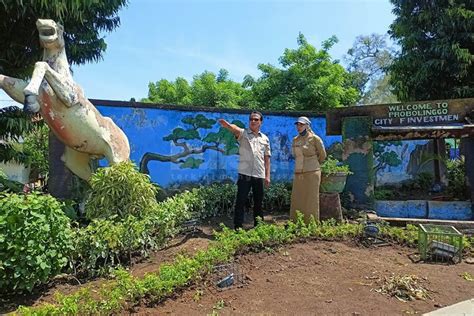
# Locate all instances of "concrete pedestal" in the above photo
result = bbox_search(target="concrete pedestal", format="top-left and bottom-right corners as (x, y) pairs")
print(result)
(320, 192), (343, 222)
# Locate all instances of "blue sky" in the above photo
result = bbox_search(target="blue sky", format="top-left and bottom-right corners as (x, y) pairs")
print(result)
(1, 0), (395, 105)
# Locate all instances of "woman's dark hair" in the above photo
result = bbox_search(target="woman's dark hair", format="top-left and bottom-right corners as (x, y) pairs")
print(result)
(249, 111), (263, 121)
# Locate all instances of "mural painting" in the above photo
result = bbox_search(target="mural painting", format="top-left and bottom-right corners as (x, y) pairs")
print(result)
(93, 101), (452, 191)
(375, 140), (429, 186)
(95, 103), (342, 187)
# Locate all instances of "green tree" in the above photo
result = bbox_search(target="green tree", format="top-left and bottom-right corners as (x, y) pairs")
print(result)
(247, 33), (359, 111)
(345, 34), (398, 104)
(144, 69), (254, 109)
(362, 74), (398, 105)
(0, 106), (48, 181)
(191, 71), (252, 108)
(0, 0), (128, 78)
(389, 0), (474, 101)
(143, 77), (192, 105)
(0, 106), (38, 164)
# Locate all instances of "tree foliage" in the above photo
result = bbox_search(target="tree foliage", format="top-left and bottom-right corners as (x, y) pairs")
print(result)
(0, 106), (38, 164)
(247, 33), (359, 111)
(345, 34), (398, 104)
(0, 106), (48, 178)
(389, 0), (474, 101)
(144, 34), (360, 111)
(143, 70), (255, 109)
(0, 0), (128, 78)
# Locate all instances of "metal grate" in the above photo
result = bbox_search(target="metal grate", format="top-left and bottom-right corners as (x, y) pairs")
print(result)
(180, 218), (200, 235)
(212, 262), (245, 291)
(418, 224), (464, 264)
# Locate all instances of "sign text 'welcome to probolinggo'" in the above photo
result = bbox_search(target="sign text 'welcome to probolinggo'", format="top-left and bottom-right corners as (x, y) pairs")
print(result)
(373, 101), (462, 127)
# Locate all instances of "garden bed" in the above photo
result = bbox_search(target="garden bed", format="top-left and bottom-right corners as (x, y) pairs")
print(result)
(3, 212), (473, 315)
(148, 241), (474, 315)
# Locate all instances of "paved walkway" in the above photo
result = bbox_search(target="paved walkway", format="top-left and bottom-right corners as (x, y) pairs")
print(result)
(423, 298), (474, 316)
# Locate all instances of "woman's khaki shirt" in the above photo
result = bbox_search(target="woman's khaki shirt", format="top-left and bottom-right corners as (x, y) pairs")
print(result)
(292, 132), (327, 173)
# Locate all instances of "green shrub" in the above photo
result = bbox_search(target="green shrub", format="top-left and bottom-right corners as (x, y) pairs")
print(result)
(446, 158), (467, 200)
(321, 156), (352, 175)
(85, 161), (158, 220)
(188, 184), (236, 218)
(0, 192), (74, 293)
(263, 182), (291, 211)
(374, 188), (396, 200)
(414, 172), (433, 190)
(23, 124), (49, 179)
(72, 190), (193, 275)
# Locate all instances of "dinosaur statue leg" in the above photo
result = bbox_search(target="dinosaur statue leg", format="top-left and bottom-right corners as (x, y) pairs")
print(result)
(24, 61), (78, 110)
(61, 146), (93, 181)
(0, 75), (28, 105)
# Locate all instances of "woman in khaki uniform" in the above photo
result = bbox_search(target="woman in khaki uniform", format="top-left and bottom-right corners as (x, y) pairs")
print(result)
(290, 116), (327, 224)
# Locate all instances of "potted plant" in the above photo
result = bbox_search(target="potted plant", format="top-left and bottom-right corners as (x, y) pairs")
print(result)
(320, 156), (352, 193)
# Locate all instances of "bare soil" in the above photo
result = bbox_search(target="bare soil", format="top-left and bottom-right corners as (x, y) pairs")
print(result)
(133, 240), (474, 316)
(2, 213), (473, 315)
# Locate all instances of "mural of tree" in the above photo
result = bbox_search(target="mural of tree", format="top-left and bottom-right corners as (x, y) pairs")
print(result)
(373, 141), (403, 186)
(139, 114), (244, 174)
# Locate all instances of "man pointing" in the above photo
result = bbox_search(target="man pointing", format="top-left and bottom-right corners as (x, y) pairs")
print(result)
(218, 111), (271, 229)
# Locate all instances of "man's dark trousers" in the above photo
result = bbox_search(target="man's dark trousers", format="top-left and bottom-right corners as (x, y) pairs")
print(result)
(234, 173), (264, 229)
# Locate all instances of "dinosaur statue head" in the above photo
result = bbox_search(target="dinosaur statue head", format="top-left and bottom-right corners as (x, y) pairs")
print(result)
(36, 19), (65, 50)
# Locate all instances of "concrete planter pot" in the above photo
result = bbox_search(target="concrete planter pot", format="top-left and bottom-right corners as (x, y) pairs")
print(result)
(320, 172), (349, 193)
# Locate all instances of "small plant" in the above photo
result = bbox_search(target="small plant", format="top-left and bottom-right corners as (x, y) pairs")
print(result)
(414, 172), (434, 191)
(263, 182), (291, 211)
(212, 299), (225, 311)
(22, 123), (49, 179)
(193, 289), (204, 302)
(321, 156), (352, 176)
(446, 158), (467, 200)
(374, 188), (396, 200)
(0, 192), (74, 293)
(320, 156), (352, 193)
(85, 161), (158, 220)
(460, 272), (474, 281)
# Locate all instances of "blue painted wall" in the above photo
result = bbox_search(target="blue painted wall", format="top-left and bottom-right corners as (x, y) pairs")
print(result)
(94, 102), (450, 190)
(96, 104), (341, 187)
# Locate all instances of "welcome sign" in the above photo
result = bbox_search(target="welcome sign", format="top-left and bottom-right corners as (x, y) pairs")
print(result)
(326, 98), (474, 135)
(373, 101), (462, 127)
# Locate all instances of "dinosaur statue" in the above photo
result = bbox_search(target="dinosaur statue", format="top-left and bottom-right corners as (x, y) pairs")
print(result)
(0, 19), (130, 180)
